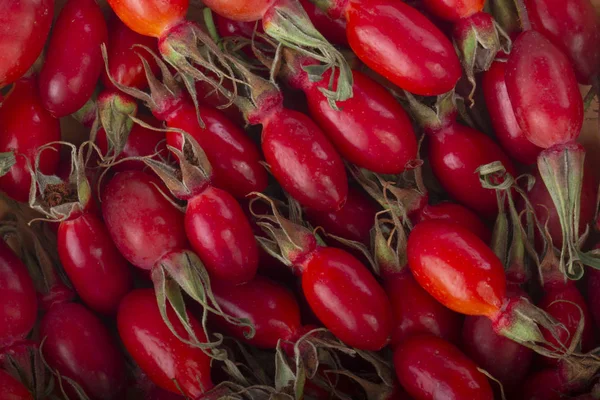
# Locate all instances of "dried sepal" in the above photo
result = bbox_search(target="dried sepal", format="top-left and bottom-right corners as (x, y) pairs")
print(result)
(323, 208), (409, 279)
(263, 0), (353, 108)
(347, 164), (427, 224)
(97, 91), (137, 162)
(274, 341), (302, 397)
(490, 190), (509, 264)
(372, 209), (409, 278)
(453, 12), (512, 103)
(478, 161), (539, 284)
(204, 337), (295, 399)
(0, 151), (16, 178)
(56, 376), (91, 400)
(1, 342), (54, 399)
(549, 298), (586, 357)
(159, 22), (239, 109)
(155, 251), (256, 356)
(101, 42), (198, 126)
(274, 328), (340, 399)
(225, 60), (283, 124)
(151, 265), (226, 359)
(537, 143), (600, 279)
(493, 296), (581, 360)
(28, 142), (91, 223)
(401, 90), (456, 131)
(249, 193), (317, 267)
(583, 85), (599, 113)
(487, 0), (521, 34)
(101, 44), (154, 107)
(478, 368), (507, 400)
(276, 329), (395, 400)
(219, 339), (274, 387)
(96, 116), (211, 204)
(136, 128), (212, 201)
(39, 337), (91, 400)
(538, 235), (567, 288)
(560, 356), (600, 394)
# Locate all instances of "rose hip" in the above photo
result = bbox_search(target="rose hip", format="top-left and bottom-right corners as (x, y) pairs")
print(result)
(39, 0), (107, 117)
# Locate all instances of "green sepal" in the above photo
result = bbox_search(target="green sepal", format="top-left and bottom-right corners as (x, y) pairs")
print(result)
(453, 12), (511, 103)
(537, 143), (600, 279)
(154, 250), (255, 355)
(264, 0), (353, 108)
(0, 151), (16, 177)
(97, 91), (137, 161)
(250, 193), (317, 269)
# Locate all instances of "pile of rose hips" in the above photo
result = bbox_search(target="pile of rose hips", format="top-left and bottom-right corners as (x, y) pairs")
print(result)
(1, 0), (599, 399)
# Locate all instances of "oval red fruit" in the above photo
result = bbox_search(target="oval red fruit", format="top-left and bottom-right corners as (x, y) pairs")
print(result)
(0, 0), (53, 86)
(40, 303), (127, 400)
(505, 31), (583, 149)
(394, 335), (494, 400)
(39, 0), (108, 117)
(118, 289), (213, 398)
(0, 240), (38, 349)
(345, 0), (462, 96)
(301, 247), (393, 350)
(408, 220), (507, 318)
(482, 61), (542, 165)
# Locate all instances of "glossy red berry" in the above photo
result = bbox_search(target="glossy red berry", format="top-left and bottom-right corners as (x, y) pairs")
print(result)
(39, 0), (108, 117)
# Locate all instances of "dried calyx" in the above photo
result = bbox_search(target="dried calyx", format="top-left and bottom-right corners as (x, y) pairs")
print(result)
(112, 130), (213, 201)
(260, 0), (353, 108)
(347, 159), (428, 227)
(488, 0), (522, 34)
(477, 161), (539, 285)
(401, 90), (457, 133)
(318, 204), (409, 281)
(371, 209), (409, 279)
(537, 142), (600, 279)
(202, 328), (395, 399)
(158, 20), (240, 110)
(204, 8), (274, 73)
(97, 90), (137, 162)
(152, 249), (255, 361)
(198, 337), (290, 399)
(453, 12), (512, 102)
(220, 59), (285, 125)
(275, 329), (396, 400)
(0, 151), (16, 178)
(102, 43), (186, 117)
(249, 193), (318, 269)
(491, 293), (600, 383)
(28, 142), (92, 222)
(102, 42), (234, 131)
